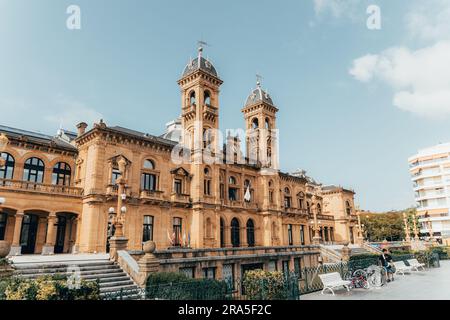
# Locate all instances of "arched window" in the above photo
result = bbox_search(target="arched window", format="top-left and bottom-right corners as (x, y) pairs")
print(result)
(52, 162), (71, 186)
(317, 203), (322, 214)
(141, 160), (157, 191)
(251, 118), (259, 129)
(265, 118), (270, 130)
(346, 201), (352, 215)
(284, 187), (291, 208)
(220, 218), (225, 248)
(23, 157), (45, 183)
(204, 90), (211, 105)
(246, 219), (255, 247)
(231, 218), (240, 247)
(203, 166), (211, 195)
(0, 152), (15, 180)
(143, 159), (155, 170)
(189, 91), (196, 105)
(307, 202), (311, 214)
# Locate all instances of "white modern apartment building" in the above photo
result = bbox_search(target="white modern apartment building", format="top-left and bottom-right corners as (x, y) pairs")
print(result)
(409, 143), (450, 245)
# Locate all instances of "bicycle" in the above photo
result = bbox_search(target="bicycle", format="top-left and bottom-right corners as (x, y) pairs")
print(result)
(344, 269), (370, 289)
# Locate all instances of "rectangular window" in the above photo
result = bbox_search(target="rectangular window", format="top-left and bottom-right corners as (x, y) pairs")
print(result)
(173, 217), (182, 246)
(294, 258), (302, 278)
(179, 267), (195, 278)
(269, 191), (274, 204)
(288, 224), (293, 246)
(204, 179), (211, 195)
(142, 215), (154, 242)
(141, 173), (157, 191)
(203, 267), (216, 279)
(0, 213), (7, 240)
(282, 260), (289, 275)
(174, 179), (182, 195)
(284, 197), (291, 208)
(228, 187), (238, 201)
(300, 225), (305, 245)
(298, 198), (304, 209)
(111, 169), (121, 185)
(222, 264), (234, 289)
(267, 261), (277, 272)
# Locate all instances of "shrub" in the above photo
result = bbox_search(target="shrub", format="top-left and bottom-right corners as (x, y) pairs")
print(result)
(242, 270), (288, 300)
(0, 258), (10, 267)
(1, 275), (100, 300)
(349, 254), (378, 261)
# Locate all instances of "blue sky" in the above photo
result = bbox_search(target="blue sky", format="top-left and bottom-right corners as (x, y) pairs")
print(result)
(1, 0), (450, 211)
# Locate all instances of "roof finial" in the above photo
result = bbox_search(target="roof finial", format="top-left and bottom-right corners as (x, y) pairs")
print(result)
(256, 74), (263, 87)
(197, 40), (208, 58)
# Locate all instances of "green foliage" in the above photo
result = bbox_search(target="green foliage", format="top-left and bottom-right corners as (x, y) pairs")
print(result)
(361, 208), (418, 242)
(349, 254), (378, 261)
(0, 258), (10, 267)
(145, 272), (228, 300)
(0, 275), (100, 300)
(430, 247), (449, 260)
(242, 270), (291, 300)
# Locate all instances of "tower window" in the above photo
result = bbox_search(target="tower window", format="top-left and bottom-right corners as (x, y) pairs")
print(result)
(265, 118), (270, 130)
(189, 91), (196, 105)
(204, 90), (211, 105)
(251, 118), (259, 129)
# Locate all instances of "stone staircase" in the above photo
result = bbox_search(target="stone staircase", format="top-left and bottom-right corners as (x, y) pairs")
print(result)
(321, 244), (379, 263)
(12, 259), (142, 300)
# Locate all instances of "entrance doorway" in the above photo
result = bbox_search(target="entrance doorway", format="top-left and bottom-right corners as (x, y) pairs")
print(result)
(54, 216), (67, 254)
(20, 214), (39, 254)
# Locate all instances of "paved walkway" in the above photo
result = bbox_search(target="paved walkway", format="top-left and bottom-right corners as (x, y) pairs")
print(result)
(9, 253), (109, 265)
(302, 261), (450, 300)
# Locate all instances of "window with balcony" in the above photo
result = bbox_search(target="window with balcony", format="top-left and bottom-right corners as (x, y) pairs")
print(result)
(141, 173), (157, 191)
(345, 201), (352, 215)
(288, 224), (293, 246)
(111, 168), (121, 185)
(0, 152), (14, 180)
(23, 157), (45, 183)
(300, 225), (305, 245)
(142, 215), (154, 242)
(174, 179), (183, 195)
(228, 176), (238, 201)
(284, 187), (291, 208)
(52, 162), (71, 186)
(173, 217), (182, 246)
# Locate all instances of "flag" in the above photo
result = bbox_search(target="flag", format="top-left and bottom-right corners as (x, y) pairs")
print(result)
(167, 229), (173, 245)
(244, 185), (251, 202)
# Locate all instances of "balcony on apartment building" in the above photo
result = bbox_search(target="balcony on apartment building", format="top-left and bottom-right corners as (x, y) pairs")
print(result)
(0, 178), (83, 197)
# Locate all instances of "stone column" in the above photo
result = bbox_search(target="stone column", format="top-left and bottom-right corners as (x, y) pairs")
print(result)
(42, 213), (57, 255)
(9, 212), (24, 256)
(341, 243), (351, 262)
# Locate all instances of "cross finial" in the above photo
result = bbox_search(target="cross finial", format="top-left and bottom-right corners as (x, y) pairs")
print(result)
(256, 74), (263, 87)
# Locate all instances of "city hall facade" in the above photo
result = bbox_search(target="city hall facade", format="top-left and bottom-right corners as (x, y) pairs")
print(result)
(0, 47), (359, 275)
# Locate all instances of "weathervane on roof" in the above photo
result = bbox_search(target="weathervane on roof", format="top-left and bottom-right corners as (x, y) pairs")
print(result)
(256, 74), (263, 87)
(197, 40), (209, 57)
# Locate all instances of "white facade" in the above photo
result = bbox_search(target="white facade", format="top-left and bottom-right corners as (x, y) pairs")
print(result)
(409, 143), (450, 243)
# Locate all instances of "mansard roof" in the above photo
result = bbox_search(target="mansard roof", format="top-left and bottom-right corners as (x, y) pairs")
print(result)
(0, 124), (77, 153)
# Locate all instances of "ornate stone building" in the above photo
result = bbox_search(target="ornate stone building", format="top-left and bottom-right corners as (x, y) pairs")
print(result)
(0, 47), (359, 277)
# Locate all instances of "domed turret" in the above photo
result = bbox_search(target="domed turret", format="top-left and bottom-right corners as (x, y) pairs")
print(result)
(244, 80), (274, 107)
(182, 46), (218, 78)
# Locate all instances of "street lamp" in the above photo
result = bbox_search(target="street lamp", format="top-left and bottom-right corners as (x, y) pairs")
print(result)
(112, 157), (127, 238)
(0, 133), (9, 168)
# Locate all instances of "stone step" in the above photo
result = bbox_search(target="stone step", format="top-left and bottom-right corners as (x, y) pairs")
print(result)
(12, 259), (141, 300)
(99, 279), (134, 287)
